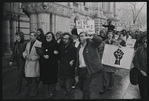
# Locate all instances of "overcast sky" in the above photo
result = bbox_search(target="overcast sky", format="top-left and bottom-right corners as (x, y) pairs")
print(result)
(137, 2), (146, 13)
(116, 2), (146, 14)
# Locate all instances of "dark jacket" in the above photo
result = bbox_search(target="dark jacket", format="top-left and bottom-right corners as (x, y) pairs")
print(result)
(37, 34), (45, 43)
(59, 41), (77, 79)
(75, 36), (103, 76)
(10, 40), (27, 62)
(40, 41), (60, 84)
(133, 46), (147, 73)
(102, 24), (115, 32)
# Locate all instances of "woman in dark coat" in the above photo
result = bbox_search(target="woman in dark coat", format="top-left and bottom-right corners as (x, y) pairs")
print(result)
(133, 37), (147, 100)
(40, 32), (60, 99)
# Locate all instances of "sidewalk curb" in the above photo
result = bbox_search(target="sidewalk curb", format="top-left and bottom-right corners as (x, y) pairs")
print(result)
(122, 81), (140, 99)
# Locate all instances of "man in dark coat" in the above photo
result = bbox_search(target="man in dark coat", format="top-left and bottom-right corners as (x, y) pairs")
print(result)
(102, 19), (115, 36)
(58, 32), (77, 99)
(9, 31), (27, 95)
(75, 32), (103, 99)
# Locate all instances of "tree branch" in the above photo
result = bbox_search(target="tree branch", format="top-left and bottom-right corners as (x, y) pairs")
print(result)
(134, 3), (145, 24)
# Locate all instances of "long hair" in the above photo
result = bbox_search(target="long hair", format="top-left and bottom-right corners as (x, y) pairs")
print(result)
(42, 32), (56, 49)
(37, 28), (44, 36)
(142, 36), (147, 44)
(43, 32), (55, 43)
(37, 28), (45, 42)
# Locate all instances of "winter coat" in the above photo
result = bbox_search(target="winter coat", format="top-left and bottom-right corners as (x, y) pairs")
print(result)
(59, 42), (77, 79)
(23, 40), (42, 77)
(75, 36), (103, 76)
(40, 41), (60, 85)
(10, 40), (27, 62)
(133, 46), (147, 73)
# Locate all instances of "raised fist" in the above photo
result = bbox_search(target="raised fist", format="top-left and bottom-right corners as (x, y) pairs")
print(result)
(114, 48), (124, 65)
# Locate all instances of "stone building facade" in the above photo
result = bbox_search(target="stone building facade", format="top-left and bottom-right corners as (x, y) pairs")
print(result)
(2, 2), (118, 57)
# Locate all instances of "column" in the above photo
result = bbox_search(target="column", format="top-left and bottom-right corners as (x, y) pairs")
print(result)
(78, 2), (81, 11)
(110, 2), (113, 13)
(30, 13), (38, 32)
(51, 13), (56, 34)
(2, 13), (12, 56)
(108, 2), (111, 12)
(102, 2), (106, 12)
(105, 2), (113, 18)
(10, 14), (17, 51)
(114, 2), (117, 16)
(37, 13), (50, 34)
(70, 2), (73, 8)
(80, 2), (84, 11)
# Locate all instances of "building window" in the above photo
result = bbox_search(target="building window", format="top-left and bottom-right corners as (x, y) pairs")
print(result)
(73, 2), (78, 7)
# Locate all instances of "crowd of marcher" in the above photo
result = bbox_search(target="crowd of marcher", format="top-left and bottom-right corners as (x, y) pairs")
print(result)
(9, 20), (147, 99)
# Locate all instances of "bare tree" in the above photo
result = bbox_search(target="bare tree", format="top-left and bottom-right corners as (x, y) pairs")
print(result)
(130, 2), (145, 24)
(116, 2), (146, 30)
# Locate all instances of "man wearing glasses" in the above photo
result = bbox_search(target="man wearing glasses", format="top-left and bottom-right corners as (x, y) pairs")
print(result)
(58, 32), (77, 99)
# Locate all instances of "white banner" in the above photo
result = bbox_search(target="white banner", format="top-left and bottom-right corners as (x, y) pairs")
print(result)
(101, 44), (135, 69)
(76, 20), (95, 35)
(126, 39), (136, 48)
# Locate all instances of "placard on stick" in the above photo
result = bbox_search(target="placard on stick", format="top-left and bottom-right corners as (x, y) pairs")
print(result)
(76, 20), (95, 35)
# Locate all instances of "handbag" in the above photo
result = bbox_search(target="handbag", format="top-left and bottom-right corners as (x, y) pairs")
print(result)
(129, 48), (143, 85)
(130, 67), (139, 85)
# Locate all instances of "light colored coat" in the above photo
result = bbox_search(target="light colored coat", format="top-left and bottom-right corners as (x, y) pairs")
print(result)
(23, 40), (42, 77)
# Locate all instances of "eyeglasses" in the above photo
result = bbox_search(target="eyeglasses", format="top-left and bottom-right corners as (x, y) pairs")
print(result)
(62, 38), (69, 40)
(46, 36), (52, 38)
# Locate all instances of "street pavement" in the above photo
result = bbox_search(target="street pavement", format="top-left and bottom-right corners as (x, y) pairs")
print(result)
(2, 57), (140, 99)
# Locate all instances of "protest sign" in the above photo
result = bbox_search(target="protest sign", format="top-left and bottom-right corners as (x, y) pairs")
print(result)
(76, 20), (95, 35)
(126, 39), (136, 48)
(101, 44), (135, 69)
